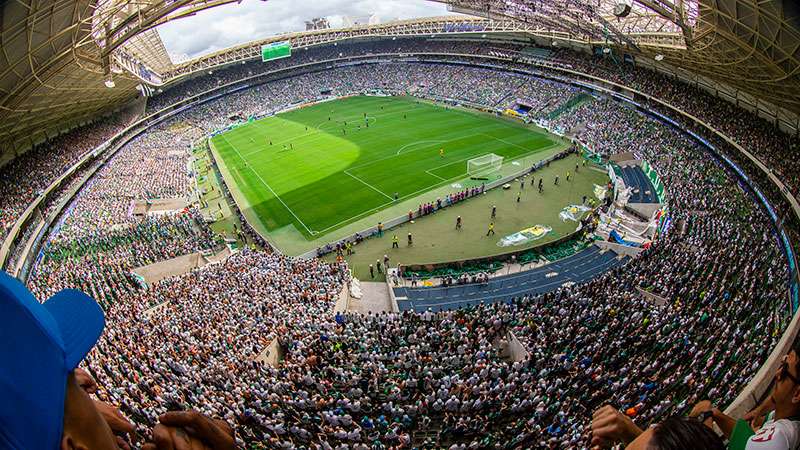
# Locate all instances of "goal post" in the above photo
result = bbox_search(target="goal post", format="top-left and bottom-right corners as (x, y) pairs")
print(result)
(467, 154), (504, 178)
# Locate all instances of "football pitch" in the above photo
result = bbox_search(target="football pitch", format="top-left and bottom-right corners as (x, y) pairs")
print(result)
(210, 95), (565, 252)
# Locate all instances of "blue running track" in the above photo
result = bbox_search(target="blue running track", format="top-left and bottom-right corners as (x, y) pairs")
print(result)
(394, 245), (627, 312)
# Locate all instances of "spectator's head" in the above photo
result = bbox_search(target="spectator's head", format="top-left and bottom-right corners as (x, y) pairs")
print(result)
(626, 416), (725, 450)
(772, 344), (800, 418)
(0, 271), (116, 449)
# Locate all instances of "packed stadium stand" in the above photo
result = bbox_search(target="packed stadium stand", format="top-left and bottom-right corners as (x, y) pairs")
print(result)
(2, 1), (800, 449)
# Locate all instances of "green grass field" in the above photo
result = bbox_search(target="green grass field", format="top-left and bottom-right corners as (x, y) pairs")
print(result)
(322, 154), (609, 280)
(211, 95), (562, 250)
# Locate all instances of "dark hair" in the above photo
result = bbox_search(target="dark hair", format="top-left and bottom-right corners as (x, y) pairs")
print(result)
(648, 416), (725, 450)
(792, 344), (800, 375)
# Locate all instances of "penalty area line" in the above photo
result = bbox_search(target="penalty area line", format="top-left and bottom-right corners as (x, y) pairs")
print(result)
(343, 170), (394, 201)
(480, 133), (531, 152)
(313, 169), (471, 236)
(396, 139), (447, 155)
(425, 169), (447, 181)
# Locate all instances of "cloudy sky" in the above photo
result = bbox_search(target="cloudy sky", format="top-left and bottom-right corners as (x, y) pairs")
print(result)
(157, 0), (464, 61)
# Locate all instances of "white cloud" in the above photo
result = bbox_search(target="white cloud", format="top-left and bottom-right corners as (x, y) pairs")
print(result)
(157, 0), (463, 60)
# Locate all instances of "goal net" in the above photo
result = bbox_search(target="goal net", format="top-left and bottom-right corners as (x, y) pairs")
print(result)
(467, 154), (504, 177)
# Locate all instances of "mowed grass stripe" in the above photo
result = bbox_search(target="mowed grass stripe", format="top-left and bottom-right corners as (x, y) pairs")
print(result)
(212, 96), (558, 239)
(216, 134), (319, 235)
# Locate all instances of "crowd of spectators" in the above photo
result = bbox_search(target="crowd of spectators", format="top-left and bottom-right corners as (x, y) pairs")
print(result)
(0, 115), (133, 242)
(441, 271), (490, 286)
(26, 114), (218, 308)
(3, 38), (798, 448)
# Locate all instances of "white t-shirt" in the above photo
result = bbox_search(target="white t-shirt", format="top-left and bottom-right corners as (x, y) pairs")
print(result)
(747, 419), (800, 450)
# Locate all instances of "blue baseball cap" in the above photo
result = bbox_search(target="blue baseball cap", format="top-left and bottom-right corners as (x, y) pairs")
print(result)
(0, 271), (105, 449)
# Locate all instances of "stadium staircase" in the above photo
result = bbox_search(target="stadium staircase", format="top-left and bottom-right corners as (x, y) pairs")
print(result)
(546, 93), (591, 121)
(520, 47), (553, 60)
(495, 78), (527, 108)
(128, 96), (148, 121)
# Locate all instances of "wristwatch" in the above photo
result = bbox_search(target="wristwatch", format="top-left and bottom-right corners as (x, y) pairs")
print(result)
(696, 410), (714, 423)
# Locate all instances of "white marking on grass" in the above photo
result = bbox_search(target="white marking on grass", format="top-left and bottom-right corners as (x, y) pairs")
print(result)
(396, 140), (446, 155)
(314, 105), (416, 131)
(240, 126), (331, 158)
(223, 101), (563, 238)
(426, 152), (492, 174)
(347, 132), (483, 172)
(315, 149), (507, 235)
(343, 170), (394, 200)
(314, 167), (474, 235)
(425, 170), (447, 181)
(481, 133), (531, 151)
(220, 134), (318, 236)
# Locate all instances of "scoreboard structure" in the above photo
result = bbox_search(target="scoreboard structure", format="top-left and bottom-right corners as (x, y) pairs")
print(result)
(261, 41), (292, 62)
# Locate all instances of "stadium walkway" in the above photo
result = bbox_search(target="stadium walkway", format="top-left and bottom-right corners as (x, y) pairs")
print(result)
(621, 166), (658, 203)
(394, 245), (627, 312)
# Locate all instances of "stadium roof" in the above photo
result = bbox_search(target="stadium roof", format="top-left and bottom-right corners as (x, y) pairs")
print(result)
(1, 0), (798, 156)
(441, 0), (800, 117)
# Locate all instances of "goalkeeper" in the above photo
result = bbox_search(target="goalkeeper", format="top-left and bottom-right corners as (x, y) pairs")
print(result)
(439, 148), (445, 158)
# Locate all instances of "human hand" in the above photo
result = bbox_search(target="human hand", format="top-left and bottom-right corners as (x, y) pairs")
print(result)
(590, 405), (643, 448)
(142, 411), (235, 450)
(74, 367), (97, 394)
(743, 408), (765, 430)
(94, 399), (136, 447)
(94, 399), (135, 434)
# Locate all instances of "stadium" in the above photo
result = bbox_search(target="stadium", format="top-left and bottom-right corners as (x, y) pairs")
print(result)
(0, 0), (799, 449)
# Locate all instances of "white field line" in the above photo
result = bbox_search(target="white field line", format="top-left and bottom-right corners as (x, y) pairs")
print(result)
(424, 170), (447, 181)
(481, 133), (531, 152)
(313, 104), (419, 131)
(220, 134), (317, 236)
(343, 170), (394, 200)
(239, 127), (331, 158)
(396, 140), (447, 155)
(347, 132), (484, 172)
(314, 115), (377, 130)
(314, 166), (472, 235)
(425, 152), (492, 174)
(223, 102), (559, 238)
(313, 140), (560, 235)
(236, 105), (420, 157)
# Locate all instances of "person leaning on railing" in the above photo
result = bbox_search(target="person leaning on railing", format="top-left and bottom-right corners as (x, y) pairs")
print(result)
(590, 343), (800, 450)
(689, 343), (800, 450)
